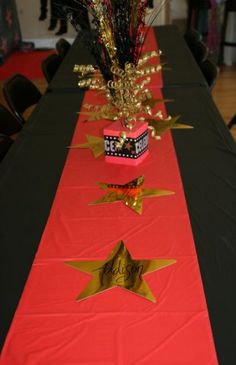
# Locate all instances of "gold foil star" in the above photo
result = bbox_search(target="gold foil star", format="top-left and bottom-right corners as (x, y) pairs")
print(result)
(90, 176), (174, 214)
(142, 97), (173, 109)
(147, 116), (193, 139)
(68, 135), (104, 158)
(66, 240), (176, 302)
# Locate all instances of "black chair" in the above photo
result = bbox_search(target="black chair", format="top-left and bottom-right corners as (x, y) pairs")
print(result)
(41, 53), (62, 83)
(228, 114), (236, 130)
(199, 58), (218, 90)
(0, 134), (13, 162)
(56, 38), (71, 58)
(0, 104), (22, 135)
(188, 40), (208, 64)
(3, 74), (42, 124)
(184, 29), (202, 46)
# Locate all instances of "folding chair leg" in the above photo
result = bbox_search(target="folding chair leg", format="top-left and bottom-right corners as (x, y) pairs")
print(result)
(228, 115), (236, 129)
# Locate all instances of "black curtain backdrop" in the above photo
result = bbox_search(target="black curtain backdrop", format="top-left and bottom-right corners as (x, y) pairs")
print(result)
(0, 0), (21, 64)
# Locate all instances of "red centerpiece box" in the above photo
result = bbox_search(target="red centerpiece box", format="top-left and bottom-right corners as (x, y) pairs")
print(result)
(104, 121), (149, 166)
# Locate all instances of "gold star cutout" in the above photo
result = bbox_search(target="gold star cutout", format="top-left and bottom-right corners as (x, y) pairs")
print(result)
(142, 97), (173, 109)
(68, 135), (104, 158)
(90, 175), (174, 214)
(147, 116), (193, 139)
(66, 240), (176, 302)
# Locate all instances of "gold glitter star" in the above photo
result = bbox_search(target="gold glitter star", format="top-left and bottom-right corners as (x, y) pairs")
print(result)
(147, 116), (193, 139)
(142, 97), (173, 109)
(90, 176), (174, 214)
(68, 135), (104, 158)
(66, 240), (176, 302)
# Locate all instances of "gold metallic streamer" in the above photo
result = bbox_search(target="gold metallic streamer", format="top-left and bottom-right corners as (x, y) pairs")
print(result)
(73, 51), (164, 131)
(73, 49), (191, 139)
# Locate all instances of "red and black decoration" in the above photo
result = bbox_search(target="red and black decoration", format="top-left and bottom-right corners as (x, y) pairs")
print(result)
(0, 0), (21, 64)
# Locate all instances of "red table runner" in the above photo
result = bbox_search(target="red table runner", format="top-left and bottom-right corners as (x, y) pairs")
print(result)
(0, 31), (217, 364)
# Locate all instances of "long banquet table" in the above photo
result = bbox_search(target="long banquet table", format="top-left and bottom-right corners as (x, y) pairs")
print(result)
(1, 25), (236, 364)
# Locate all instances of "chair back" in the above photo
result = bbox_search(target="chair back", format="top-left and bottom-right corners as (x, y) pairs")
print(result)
(200, 59), (218, 90)
(184, 29), (202, 46)
(189, 40), (208, 64)
(0, 104), (22, 135)
(56, 38), (71, 58)
(3, 74), (42, 124)
(41, 54), (62, 83)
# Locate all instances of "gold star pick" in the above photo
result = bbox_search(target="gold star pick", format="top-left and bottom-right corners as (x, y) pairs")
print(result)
(142, 97), (173, 109)
(147, 116), (193, 139)
(90, 176), (174, 214)
(68, 135), (104, 158)
(66, 240), (176, 302)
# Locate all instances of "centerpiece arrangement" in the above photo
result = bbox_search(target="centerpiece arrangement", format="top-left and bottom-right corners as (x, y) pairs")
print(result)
(62, 0), (187, 165)
(59, 1), (184, 304)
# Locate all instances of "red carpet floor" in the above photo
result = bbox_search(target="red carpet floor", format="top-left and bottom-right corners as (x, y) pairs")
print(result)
(0, 50), (54, 81)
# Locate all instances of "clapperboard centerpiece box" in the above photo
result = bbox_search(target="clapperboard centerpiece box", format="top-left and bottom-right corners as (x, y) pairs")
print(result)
(104, 120), (149, 166)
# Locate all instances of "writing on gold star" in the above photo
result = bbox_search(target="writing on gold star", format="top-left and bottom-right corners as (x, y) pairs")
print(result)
(66, 240), (176, 302)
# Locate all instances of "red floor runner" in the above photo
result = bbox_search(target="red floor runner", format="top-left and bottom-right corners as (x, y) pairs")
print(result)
(0, 50), (54, 81)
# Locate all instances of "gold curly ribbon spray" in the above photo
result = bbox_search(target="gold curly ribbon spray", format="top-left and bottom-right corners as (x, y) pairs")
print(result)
(74, 51), (164, 130)
(74, 51), (192, 139)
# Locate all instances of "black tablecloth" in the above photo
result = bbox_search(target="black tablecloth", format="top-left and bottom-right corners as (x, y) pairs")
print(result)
(49, 25), (207, 91)
(0, 90), (84, 349)
(164, 87), (236, 365)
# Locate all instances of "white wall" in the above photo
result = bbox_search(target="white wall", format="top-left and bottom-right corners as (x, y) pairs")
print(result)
(146, 0), (171, 25)
(15, 0), (76, 47)
(15, 0), (171, 47)
(170, 0), (187, 19)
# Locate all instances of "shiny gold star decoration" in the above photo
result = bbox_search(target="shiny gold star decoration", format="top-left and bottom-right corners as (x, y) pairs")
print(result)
(66, 240), (176, 302)
(68, 135), (104, 158)
(90, 176), (174, 214)
(142, 97), (173, 109)
(147, 115), (193, 139)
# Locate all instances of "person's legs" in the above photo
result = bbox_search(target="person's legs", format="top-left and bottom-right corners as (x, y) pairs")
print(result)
(54, 0), (68, 35)
(55, 18), (68, 36)
(147, 0), (153, 8)
(48, 0), (58, 31)
(71, 6), (90, 30)
(39, 0), (48, 21)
